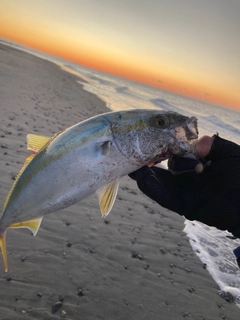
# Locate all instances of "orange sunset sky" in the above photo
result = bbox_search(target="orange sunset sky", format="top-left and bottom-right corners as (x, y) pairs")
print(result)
(1, 0), (240, 110)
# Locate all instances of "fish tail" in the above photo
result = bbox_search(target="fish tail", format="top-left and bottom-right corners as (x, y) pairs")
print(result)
(0, 232), (8, 272)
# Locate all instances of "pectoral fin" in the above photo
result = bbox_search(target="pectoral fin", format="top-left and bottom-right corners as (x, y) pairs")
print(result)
(0, 233), (8, 272)
(9, 217), (43, 236)
(27, 134), (52, 152)
(97, 180), (119, 218)
(100, 141), (112, 156)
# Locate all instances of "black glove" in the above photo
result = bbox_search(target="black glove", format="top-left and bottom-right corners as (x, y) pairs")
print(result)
(129, 135), (240, 238)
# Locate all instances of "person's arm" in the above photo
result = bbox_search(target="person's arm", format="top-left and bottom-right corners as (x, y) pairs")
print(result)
(129, 135), (240, 236)
(204, 135), (240, 161)
(129, 135), (240, 266)
(187, 135), (240, 237)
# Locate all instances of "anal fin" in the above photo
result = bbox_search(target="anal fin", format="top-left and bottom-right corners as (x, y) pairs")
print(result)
(9, 217), (43, 236)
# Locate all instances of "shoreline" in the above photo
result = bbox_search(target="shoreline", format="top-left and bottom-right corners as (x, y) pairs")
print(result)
(0, 42), (239, 319)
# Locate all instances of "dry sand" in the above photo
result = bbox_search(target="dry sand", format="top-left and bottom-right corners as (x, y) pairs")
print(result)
(0, 43), (239, 320)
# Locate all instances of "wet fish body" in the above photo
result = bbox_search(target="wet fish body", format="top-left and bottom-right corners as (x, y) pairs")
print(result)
(0, 109), (198, 271)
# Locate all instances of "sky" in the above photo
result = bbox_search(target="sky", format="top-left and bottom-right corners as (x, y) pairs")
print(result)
(1, 0), (240, 110)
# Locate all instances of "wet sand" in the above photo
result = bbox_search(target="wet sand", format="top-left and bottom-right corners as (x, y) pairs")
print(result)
(0, 43), (239, 319)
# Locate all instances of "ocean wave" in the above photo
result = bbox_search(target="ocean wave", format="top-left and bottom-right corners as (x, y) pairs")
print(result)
(184, 221), (240, 307)
(63, 63), (76, 70)
(87, 74), (114, 86)
(203, 115), (240, 135)
(149, 98), (183, 113)
(115, 86), (130, 94)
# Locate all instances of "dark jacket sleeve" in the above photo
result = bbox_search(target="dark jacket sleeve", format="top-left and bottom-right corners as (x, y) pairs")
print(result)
(129, 136), (240, 238)
(205, 135), (240, 161)
(186, 135), (240, 237)
(129, 166), (180, 209)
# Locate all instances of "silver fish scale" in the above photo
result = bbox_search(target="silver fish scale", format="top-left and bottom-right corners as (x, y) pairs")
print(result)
(0, 109), (198, 239)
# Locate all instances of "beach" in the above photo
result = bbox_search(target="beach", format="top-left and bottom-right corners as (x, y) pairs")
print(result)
(0, 43), (239, 320)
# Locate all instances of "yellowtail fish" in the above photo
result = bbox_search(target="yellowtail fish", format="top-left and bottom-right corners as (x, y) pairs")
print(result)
(0, 109), (198, 271)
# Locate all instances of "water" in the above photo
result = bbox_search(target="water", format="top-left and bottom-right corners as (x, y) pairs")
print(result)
(2, 40), (240, 307)
(62, 63), (240, 308)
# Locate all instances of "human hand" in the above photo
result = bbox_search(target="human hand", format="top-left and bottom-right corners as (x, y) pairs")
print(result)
(129, 135), (240, 238)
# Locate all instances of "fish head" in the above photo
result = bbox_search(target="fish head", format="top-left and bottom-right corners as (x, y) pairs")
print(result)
(112, 110), (198, 165)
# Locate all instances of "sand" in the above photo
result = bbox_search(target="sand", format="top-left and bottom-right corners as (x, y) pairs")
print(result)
(0, 43), (239, 320)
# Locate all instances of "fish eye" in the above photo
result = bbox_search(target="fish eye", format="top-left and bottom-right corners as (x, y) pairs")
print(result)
(156, 116), (169, 128)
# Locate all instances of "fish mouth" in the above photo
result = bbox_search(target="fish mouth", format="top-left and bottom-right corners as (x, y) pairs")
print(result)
(174, 116), (198, 151)
(186, 117), (198, 140)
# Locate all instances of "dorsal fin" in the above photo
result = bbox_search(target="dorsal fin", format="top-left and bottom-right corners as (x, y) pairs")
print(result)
(2, 135), (52, 216)
(24, 154), (36, 166)
(27, 134), (52, 152)
(3, 154), (37, 213)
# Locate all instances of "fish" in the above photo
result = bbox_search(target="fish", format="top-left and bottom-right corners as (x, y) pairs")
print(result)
(0, 109), (198, 272)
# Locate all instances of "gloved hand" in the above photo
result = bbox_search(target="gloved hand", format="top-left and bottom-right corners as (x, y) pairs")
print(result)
(129, 135), (240, 238)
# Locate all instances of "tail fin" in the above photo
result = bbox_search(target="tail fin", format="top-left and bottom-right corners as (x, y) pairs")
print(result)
(0, 233), (8, 272)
